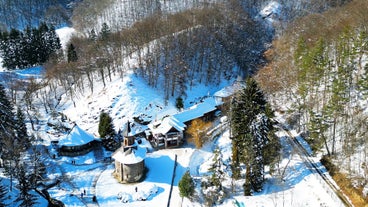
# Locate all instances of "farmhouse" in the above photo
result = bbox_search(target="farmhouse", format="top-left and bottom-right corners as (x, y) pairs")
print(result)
(112, 123), (146, 183)
(58, 124), (99, 156)
(148, 97), (220, 148)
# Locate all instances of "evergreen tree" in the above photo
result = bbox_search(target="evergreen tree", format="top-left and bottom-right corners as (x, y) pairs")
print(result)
(88, 29), (97, 41)
(67, 43), (78, 63)
(208, 148), (223, 188)
(45, 24), (62, 56)
(22, 26), (36, 67)
(249, 114), (270, 192)
(0, 85), (24, 192)
(175, 97), (184, 110)
(230, 77), (278, 194)
(99, 23), (111, 41)
(178, 171), (195, 198)
(1, 28), (22, 69)
(203, 147), (227, 205)
(0, 84), (15, 130)
(15, 107), (30, 149)
(15, 165), (37, 207)
(98, 111), (115, 139)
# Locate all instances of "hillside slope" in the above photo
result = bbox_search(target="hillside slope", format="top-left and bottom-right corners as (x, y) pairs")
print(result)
(256, 0), (368, 205)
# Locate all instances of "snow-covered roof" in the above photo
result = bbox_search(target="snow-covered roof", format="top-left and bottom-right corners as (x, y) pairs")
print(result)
(112, 144), (146, 164)
(149, 97), (219, 134)
(174, 97), (219, 123)
(213, 80), (245, 98)
(150, 116), (186, 135)
(58, 125), (96, 147)
(259, 1), (282, 19)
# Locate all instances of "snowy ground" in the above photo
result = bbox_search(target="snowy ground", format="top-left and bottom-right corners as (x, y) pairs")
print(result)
(43, 128), (344, 207)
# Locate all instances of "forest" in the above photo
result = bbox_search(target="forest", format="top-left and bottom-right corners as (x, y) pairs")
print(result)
(0, 0), (77, 30)
(256, 0), (368, 205)
(0, 23), (61, 69)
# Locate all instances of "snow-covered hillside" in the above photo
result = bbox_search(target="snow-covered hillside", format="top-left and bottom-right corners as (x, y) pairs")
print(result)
(38, 25), (346, 207)
(0, 1), (358, 206)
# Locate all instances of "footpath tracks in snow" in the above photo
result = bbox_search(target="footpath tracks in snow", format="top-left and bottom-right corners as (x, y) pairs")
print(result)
(275, 122), (353, 207)
(46, 143), (111, 207)
(57, 159), (110, 207)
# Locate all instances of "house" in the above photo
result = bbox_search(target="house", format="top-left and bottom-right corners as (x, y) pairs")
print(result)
(148, 116), (185, 148)
(58, 124), (99, 156)
(148, 97), (220, 148)
(112, 122), (146, 183)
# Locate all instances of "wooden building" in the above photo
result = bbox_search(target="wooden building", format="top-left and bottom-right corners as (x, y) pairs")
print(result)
(148, 97), (220, 148)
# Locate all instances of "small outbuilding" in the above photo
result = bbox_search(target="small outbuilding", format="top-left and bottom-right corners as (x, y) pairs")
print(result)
(214, 77), (245, 111)
(58, 124), (99, 156)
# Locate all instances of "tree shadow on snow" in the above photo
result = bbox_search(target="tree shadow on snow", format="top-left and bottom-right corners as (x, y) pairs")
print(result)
(258, 136), (319, 195)
(260, 161), (313, 195)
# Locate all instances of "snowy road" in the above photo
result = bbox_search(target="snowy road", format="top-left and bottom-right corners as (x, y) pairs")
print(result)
(277, 124), (353, 207)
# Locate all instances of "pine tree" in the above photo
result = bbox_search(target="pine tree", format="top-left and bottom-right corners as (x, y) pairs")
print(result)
(99, 23), (111, 41)
(1, 28), (23, 69)
(175, 97), (184, 110)
(0, 84), (15, 130)
(0, 85), (25, 192)
(98, 111), (115, 139)
(249, 114), (270, 192)
(208, 148), (223, 188)
(203, 147), (227, 205)
(67, 43), (78, 63)
(88, 29), (97, 41)
(178, 171), (195, 198)
(46, 24), (62, 55)
(230, 77), (278, 194)
(15, 107), (30, 149)
(15, 165), (37, 207)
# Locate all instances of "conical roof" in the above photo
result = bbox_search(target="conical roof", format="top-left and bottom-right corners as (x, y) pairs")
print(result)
(112, 144), (146, 164)
(59, 124), (96, 147)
